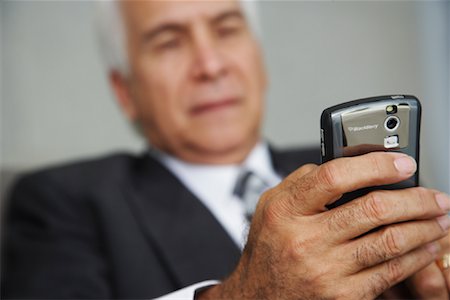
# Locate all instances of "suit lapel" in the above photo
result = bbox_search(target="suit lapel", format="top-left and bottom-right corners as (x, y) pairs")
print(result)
(125, 146), (320, 288)
(125, 154), (241, 288)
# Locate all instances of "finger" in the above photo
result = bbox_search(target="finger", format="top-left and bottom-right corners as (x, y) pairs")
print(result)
(321, 188), (450, 242)
(436, 234), (450, 292)
(294, 163), (317, 178)
(340, 218), (448, 273)
(438, 231), (450, 254)
(280, 152), (416, 215)
(355, 243), (439, 299)
(445, 263), (450, 292)
(437, 232), (450, 291)
(407, 263), (449, 300)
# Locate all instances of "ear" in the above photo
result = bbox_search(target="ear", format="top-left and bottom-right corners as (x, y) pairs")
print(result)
(109, 71), (138, 121)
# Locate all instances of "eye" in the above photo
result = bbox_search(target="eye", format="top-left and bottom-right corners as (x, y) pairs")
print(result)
(217, 25), (241, 37)
(151, 30), (184, 52)
(158, 38), (181, 50)
(216, 18), (245, 38)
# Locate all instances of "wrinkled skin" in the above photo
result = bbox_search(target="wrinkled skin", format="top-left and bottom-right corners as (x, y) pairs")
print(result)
(200, 152), (450, 299)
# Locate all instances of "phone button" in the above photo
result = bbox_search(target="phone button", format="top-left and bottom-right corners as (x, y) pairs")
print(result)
(384, 135), (399, 149)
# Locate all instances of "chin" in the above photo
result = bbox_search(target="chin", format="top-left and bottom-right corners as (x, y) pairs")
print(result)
(193, 127), (258, 156)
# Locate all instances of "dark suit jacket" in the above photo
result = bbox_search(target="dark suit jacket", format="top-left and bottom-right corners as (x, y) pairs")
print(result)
(1, 147), (320, 299)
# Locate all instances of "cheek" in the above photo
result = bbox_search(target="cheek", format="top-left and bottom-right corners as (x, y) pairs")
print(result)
(134, 63), (189, 126)
(249, 47), (267, 95)
(239, 46), (267, 111)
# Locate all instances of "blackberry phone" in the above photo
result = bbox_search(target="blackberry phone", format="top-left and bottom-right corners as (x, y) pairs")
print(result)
(320, 95), (421, 209)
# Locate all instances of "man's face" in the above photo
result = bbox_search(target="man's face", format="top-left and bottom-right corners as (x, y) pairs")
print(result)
(117, 0), (267, 163)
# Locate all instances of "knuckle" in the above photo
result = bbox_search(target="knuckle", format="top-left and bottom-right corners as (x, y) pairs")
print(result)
(326, 207), (353, 233)
(362, 192), (389, 225)
(285, 239), (314, 264)
(287, 238), (306, 261)
(368, 272), (391, 298)
(287, 233), (320, 262)
(415, 187), (433, 208)
(317, 163), (340, 193)
(385, 258), (405, 283)
(285, 240), (322, 278)
(381, 227), (404, 258)
(261, 198), (283, 227)
(353, 242), (374, 268)
(297, 163), (317, 175)
(259, 189), (301, 226)
(415, 186), (429, 202)
(285, 173), (314, 198)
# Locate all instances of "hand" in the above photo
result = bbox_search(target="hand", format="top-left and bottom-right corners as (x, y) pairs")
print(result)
(199, 152), (450, 299)
(381, 219), (450, 299)
(407, 232), (450, 299)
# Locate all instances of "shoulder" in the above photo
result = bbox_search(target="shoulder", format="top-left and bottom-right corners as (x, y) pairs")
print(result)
(14, 152), (137, 189)
(5, 152), (150, 212)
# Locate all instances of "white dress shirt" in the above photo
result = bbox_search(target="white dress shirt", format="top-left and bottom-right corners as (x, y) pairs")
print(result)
(152, 142), (282, 299)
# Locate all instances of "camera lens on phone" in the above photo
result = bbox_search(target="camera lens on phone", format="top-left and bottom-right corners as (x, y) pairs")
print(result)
(384, 116), (400, 131)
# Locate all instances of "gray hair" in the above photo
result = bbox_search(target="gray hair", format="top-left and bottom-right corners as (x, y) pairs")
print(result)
(95, 0), (261, 77)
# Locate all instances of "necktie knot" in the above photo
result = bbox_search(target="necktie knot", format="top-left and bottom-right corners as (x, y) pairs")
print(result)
(233, 170), (269, 220)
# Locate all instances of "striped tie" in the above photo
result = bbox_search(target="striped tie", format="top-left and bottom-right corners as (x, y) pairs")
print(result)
(233, 170), (269, 221)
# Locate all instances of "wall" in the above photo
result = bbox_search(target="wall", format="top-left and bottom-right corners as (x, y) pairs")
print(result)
(260, 1), (449, 192)
(1, 1), (449, 195)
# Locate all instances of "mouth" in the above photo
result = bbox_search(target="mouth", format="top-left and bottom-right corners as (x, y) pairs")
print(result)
(190, 98), (240, 115)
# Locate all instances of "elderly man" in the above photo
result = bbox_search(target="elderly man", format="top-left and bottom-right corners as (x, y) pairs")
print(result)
(2, 0), (450, 299)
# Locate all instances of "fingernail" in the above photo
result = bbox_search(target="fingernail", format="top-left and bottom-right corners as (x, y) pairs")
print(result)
(425, 242), (440, 254)
(394, 156), (417, 175)
(436, 193), (450, 212)
(436, 215), (450, 231)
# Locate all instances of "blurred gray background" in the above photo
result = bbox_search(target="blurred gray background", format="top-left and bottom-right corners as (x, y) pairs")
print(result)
(1, 1), (449, 200)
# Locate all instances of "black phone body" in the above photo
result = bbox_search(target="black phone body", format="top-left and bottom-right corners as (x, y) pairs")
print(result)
(321, 95), (421, 209)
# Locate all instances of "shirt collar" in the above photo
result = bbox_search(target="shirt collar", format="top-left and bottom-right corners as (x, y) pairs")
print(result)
(149, 141), (280, 201)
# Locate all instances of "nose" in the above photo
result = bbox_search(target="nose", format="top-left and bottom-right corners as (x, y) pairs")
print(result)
(190, 34), (227, 81)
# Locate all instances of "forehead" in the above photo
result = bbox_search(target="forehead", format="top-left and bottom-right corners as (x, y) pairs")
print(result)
(120, 0), (242, 30)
